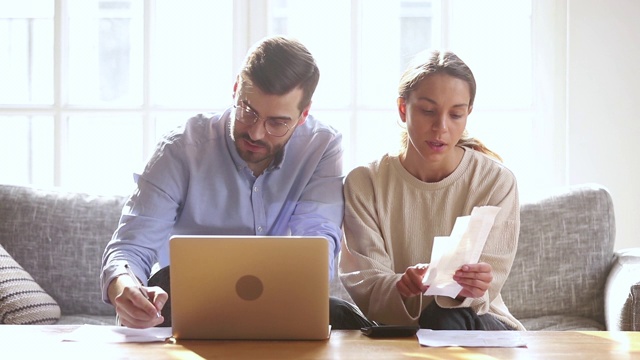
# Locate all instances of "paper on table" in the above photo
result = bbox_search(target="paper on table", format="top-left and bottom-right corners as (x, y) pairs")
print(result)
(62, 324), (172, 343)
(417, 329), (527, 348)
(422, 206), (501, 298)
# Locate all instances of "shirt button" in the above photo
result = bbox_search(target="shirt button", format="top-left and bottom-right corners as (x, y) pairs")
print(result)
(253, 186), (259, 192)
(257, 226), (263, 232)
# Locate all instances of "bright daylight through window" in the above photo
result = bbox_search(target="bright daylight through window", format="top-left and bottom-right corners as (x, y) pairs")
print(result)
(0, 0), (533, 196)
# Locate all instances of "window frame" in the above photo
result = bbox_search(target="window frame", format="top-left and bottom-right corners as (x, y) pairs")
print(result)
(0, 0), (564, 197)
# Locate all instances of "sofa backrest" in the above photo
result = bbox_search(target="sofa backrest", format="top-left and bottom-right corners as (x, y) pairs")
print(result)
(502, 183), (616, 326)
(0, 184), (126, 316)
(0, 182), (617, 325)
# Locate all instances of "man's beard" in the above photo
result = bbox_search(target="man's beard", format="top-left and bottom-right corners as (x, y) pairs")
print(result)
(234, 131), (282, 166)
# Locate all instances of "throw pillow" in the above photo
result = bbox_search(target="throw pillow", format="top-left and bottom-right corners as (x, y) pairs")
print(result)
(624, 283), (640, 331)
(0, 244), (61, 324)
(633, 284), (640, 331)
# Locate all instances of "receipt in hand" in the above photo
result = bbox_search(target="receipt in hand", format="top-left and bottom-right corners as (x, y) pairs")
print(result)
(422, 206), (501, 298)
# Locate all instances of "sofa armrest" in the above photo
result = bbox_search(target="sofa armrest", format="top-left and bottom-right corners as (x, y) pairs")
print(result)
(605, 247), (640, 330)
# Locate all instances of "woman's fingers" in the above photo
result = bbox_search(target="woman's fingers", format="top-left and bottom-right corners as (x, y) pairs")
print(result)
(396, 264), (429, 298)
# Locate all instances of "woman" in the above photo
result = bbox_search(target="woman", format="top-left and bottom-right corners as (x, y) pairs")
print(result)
(339, 50), (525, 330)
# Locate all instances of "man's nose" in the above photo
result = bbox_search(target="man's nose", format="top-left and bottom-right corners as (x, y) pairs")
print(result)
(247, 119), (267, 140)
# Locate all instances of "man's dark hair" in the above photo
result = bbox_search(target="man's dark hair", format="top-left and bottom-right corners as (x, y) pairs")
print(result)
(240, 36), (320, 112)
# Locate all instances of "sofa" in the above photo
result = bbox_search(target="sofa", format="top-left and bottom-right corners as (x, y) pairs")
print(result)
(0, 182), (638, 330)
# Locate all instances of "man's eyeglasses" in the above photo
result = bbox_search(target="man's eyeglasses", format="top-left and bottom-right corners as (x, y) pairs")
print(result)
(233, 104), (294, 138)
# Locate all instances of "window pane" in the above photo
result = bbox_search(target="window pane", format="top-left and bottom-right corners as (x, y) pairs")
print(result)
(448, 0), (532, 109)
(268, 0), (352, 108)
(354, 110), (403, 166)
(65, 115), (143, 194)
(0, 1), (53, 105)
(0, 116), (54, 186)
(466, 111), (536, 194)
(67, 0), (143, 105)
(315, 110), (403, 175)
(268, 0), (437, 110)
(399, 0), (435, 63)
(357, 1), (401, 109)
(153, 0), (233, 108)
(358, 0), (436, 108)
(446, 1), (534, 195)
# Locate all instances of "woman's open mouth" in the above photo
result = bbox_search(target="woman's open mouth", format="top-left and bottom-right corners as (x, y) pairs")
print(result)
(427, 140), (446, 151)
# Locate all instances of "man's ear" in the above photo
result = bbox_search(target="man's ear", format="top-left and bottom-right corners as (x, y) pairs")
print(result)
(297, 102), (312, 125)
(397, 97), (407, 123)
(232, 80), (239, 99)
(468, 105), (473, 116)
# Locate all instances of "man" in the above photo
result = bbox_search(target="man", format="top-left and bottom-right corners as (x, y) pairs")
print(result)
(100, 36), (369, 329)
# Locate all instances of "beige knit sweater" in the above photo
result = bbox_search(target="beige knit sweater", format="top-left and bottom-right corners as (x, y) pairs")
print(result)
(339, 148), (525, 330)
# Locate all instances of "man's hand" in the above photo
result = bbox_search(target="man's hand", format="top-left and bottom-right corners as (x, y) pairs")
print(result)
(108, 275), (168, 328)
(396, 263), (429, 299)
(453, 262), (493, 299)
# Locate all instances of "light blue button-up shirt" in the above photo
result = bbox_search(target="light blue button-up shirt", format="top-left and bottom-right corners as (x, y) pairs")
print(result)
(101, 109), (344, 301)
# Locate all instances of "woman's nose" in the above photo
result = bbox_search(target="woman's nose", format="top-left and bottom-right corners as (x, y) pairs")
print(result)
(432, 115), (448, 131)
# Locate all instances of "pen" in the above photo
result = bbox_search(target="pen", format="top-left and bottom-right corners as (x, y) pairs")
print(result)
(124, 263), (160, 318)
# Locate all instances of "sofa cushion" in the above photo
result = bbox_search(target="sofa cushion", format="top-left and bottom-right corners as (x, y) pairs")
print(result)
(0, 244), (61, 324)
(520, 315), (604, 331)
(502, 184), (615, 328)
(0, 184), (126, 317)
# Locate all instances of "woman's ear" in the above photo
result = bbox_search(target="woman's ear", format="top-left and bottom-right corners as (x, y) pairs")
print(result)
(397, 97), (407, 123)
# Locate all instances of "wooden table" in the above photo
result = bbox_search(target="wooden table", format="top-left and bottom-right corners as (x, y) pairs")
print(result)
(2, 325), (638, 359)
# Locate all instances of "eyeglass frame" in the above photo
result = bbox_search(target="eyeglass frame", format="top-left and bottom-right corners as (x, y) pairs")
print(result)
(232, 103), (302, 138)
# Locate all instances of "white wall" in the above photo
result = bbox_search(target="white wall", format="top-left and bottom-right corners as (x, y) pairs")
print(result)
(567, 0), (640, 250)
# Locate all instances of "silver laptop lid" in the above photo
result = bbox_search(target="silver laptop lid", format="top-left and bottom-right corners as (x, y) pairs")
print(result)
(169, 235), (330, 340)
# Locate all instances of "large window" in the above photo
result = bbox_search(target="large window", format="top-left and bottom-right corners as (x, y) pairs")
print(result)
(0, 0), (536, 195)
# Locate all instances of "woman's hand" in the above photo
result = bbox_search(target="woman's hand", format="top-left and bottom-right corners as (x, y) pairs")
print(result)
(453, 262), (493, 299)
(396, 263), (429, 299)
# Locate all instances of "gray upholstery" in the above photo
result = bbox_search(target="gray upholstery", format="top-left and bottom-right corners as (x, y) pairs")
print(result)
(0, 182), (638, 329)
(503, 184), (638, 330)
(502, 183), (616, 330)
(0, 185), (125, 324)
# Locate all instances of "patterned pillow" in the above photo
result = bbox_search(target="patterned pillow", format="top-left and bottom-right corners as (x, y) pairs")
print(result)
(621, 283), (640, 331)
(0, 244), (61, 324)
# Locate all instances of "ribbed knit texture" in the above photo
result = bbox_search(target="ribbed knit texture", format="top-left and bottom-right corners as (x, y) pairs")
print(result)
(0, 244), (61, 324)
(340, 148), (524, 330)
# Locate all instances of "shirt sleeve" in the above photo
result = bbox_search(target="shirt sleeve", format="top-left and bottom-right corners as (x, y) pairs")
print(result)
(289, 130), (345, 278)
(100, 136), (188, 303)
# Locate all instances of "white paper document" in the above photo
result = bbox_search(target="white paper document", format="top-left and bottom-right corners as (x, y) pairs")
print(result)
(422, 206), (501, 298)
(418, 329), (527, 348)
(63, 325), (172, 343)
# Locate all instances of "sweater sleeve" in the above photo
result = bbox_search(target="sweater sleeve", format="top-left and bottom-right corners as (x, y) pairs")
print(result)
(339, 166), (423, 326)
(435, 168), (520, 318)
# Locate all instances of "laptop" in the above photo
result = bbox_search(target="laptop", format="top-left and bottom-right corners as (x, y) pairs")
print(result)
(169, 235), (330, 340)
